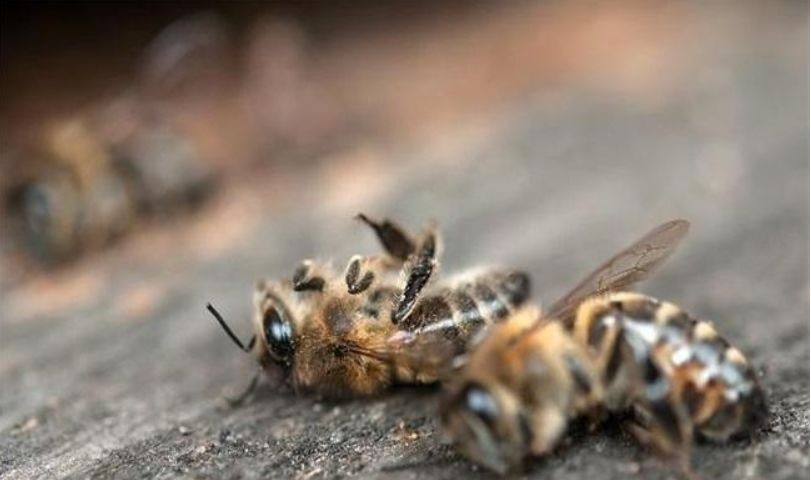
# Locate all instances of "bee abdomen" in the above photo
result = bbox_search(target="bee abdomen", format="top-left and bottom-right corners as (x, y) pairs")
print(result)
(399, 270), (530, 353)
(450, 290), (487, 333)
(400, 295), (467, 352)
(575, 292), (765, 439)
(472, 270), (530, 319)
(674, 321), (765, 439)
(579, 293), (702, 353)
(495, 271), (531, 306)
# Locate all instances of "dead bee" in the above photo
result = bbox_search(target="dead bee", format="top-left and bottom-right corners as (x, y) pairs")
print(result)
(4, 114), (214, 265)
(440, 219), (765, 475)
(3, 13), (223, 266)
(6, 119), (136, 263)
(207, 214), (531, 399)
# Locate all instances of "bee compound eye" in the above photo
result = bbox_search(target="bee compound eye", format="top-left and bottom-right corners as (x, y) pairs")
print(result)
(263, 307), (295, 361)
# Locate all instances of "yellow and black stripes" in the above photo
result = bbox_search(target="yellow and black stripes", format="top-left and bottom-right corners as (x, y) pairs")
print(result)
(399, 271), (531, 354)
(572, 292), (765, 447)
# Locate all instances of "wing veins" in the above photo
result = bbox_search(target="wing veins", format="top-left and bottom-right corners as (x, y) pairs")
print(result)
(544, 219), (689, 327)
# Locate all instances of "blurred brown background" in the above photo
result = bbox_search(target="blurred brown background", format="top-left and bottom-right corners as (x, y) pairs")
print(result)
(0, 1), (808, 479)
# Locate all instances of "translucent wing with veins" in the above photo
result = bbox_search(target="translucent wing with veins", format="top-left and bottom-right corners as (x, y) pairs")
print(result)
(545, 219), (690, 327)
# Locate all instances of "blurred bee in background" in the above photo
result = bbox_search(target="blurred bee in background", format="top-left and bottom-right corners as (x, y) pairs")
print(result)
(207, 214), (531, 400)
(440, 219), (766, 475)
(1, 14), (225, 266)
(3, 104), (215, 266)
(5, 119), (135, 263)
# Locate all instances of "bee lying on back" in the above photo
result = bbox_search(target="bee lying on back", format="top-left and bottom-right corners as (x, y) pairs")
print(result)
(440, 219), (766, 475)
(207, 214), (530, 399)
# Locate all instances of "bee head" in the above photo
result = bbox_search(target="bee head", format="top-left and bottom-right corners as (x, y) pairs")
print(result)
(252, 280), (300, 372)
(206, 283), (299, 368)
(439, 381), (530, 474)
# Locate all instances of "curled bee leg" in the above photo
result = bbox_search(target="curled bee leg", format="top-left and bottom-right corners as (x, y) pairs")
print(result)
(345, 255), (376, 294)
(627, 396), (698, 480)
(292, 260), (326, 292)
(356, 213), (415, 261)
(393, 228), (440, 324)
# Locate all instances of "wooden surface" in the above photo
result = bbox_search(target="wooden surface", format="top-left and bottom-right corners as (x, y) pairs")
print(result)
(0, 2), (808, 479)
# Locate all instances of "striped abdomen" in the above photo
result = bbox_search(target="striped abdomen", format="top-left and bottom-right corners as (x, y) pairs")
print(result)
(398, 270), (531, 354)
(573, 292), (765, 441)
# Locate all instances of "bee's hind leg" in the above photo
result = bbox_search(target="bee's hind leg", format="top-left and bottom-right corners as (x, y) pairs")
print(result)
(356, 213), (416, 262)
(626, 398), (699, 480)
(392, 227), (441, 324)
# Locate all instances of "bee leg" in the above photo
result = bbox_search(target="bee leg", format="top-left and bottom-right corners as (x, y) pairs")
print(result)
(292, 260), (326, 292)
(628, 422), (700, 480)
(345, 255), (376, 294)
(627, 397), (696, 480)
(223, 370), (261, 407)
(392, 229), (440, 324)
(356, 213), (416, 261)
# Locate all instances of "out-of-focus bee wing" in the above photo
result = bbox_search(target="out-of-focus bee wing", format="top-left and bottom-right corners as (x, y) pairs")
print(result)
(139, 12), (232, 98)
(342, 331), (460, 382)
(545, 219), (690, 327)
(390, 331), (462, 381)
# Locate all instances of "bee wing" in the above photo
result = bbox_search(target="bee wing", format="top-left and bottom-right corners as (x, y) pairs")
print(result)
(342, 330), (460, 382)
(139, 12), (232, 98)
(545, 219), (690, 327)
(389, 331), (462, 381)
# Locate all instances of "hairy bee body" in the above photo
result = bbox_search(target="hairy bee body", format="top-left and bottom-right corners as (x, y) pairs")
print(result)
(573, 292), (766, 445)
(211, 215), (534, 399)
(442, 292), (766, 474)
(440, 219), (766, 474)
(253, 265), (530, 398)
(440, 307), (603, 472)
(5, 117), (214, 264)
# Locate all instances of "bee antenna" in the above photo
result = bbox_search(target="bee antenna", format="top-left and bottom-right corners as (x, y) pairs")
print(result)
(206, 302), (256, 353)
